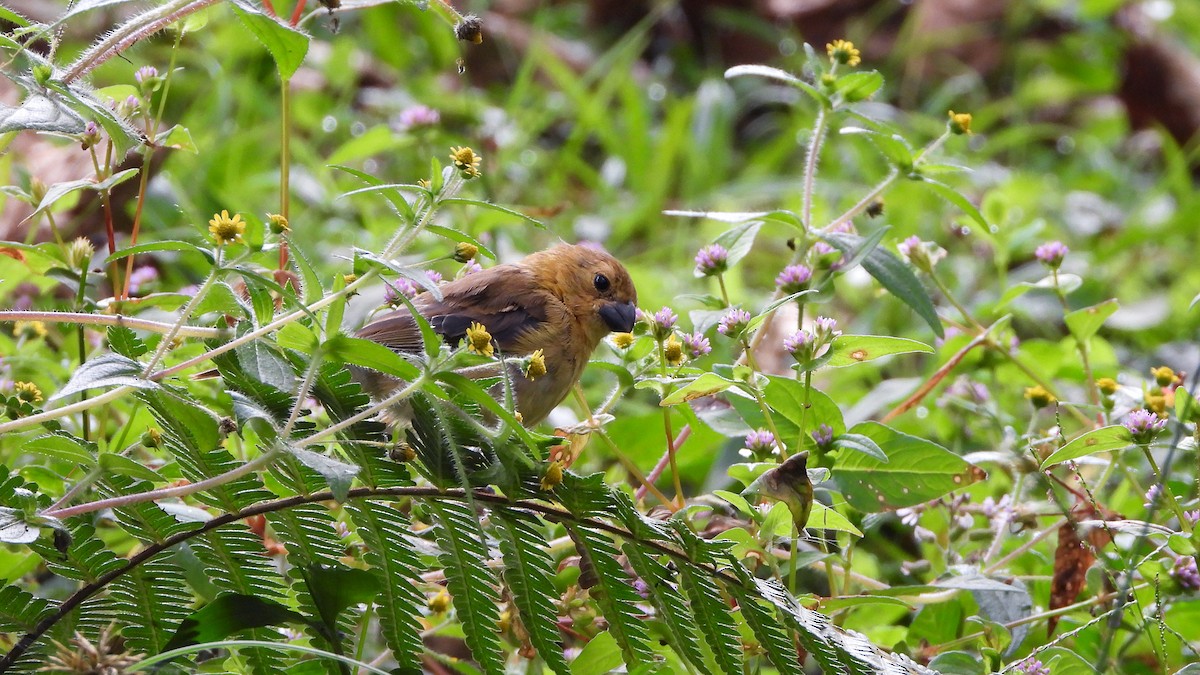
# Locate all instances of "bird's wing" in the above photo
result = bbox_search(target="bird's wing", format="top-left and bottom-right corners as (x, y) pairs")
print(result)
(356, 265), (551, 355)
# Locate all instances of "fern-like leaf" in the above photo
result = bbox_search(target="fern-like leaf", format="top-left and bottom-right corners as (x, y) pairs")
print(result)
(724, 585), (803, 675)
(108, 558), (192, 657)
(676, 562), (743, 675)
(188, 527), (288, 675)
(267, 503), (353, 654)
(566, 525), (656, 668)
(309, 362), (410, 489)
(621, 542), (706, 671)
(345, 500), (425, 673)
(429, 500), (505, 675)
(494, 510), (569, 675)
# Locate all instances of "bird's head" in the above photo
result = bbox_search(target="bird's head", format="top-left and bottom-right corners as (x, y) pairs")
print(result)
(526, 244), (638, 342)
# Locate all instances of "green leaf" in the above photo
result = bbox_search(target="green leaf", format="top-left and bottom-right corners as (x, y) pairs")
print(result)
(345, 501), (424, 672)
(1064, 299), (1118, 342)
(300, 564), (380, 638)
(830, 432), (887, 462)
(713, 221), (762, 269)
(158, 124), (198, 153)
(745, 290), (819, 334)
(835, 71), (883, 102)
(50, 353), (152, 401)
(659, 373), (735, 406)
(231, 3), (309, 81)
(495, 512), (570, 675)
(831, 422), (984, 512)
(324, 335), (421, 381)
(743, 453), (813, 530)
(821, 233), (943, 337)
(286, 447), (360, 502)
(826, 334), (932, 367)
(0, 507), (40, 544)
(733, 376), (845, 443)
(104, 239), (210, 265)
(913, 177), (987, 228)
(425, 225), (497, 260)
(840, 127), (912, 169)
(570, 630), (623, 675)
(807, 502), (862, 536)
(98, 453), (162, 482)
(440, 197), (547, 228)
(677, 560), (743, 675)
(622, 543), (706, 671)
(724, 587), (803, 675)
(1040, 425), (1132, 468)
(430, 501), (506, 674)
(724, 64), (826, 105)
(163, 593), (306, 653)
(109, 559), (193, 656)
(25, 433), (97, 467)
(106, 325), (149, 359)
(567, 526), (656, 668)
(28, 168), (139, 222)
(993, 274), (1081, 310)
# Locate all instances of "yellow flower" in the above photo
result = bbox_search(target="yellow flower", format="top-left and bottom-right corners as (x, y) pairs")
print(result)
(342, 273), (357, 285)
(208, 210), (246, 245)
(453, 242), (478, 263)
(1151, 366), (1179, 387)
(1146, 392), (1167, 415)
(1096, 378), (1119, 396)
(1024, 385), (1056, 409)
(826, 39), (861, 67)
(524, 349), (547, 380)
(947, 110), (973, 136)
(449, 146), (483, 179)
(267, 213), (290, 234)
(13, 320), (47, 339)
(465, 321), (494, 357)
(514, 411), (523, 425)
(14, 381), (42, 403)
(612, 332), (634, 349)
(142, 427), (162, 448)
(540, 460), (564, 491)
(663, 334), (684, 366)
(428, 589), (451, 614)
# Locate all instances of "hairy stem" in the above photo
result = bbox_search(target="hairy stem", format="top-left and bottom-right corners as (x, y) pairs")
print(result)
(0, 311), (225, 338)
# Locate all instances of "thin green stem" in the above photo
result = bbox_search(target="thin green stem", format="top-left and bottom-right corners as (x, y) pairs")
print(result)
(142, 261), (220, 376)
(0, 311), (225, 338)
(802, 107), (828, 229)
(0, 385), (131, 437)
(1141, 445), (1192, 533)
(656, 340), (685, 507)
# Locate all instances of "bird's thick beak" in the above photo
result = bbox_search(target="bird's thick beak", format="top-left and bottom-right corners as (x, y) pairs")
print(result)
(599, 301), (637, 333)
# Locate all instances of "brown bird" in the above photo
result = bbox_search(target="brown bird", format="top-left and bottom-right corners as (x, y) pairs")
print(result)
(354, 243), (638, 425)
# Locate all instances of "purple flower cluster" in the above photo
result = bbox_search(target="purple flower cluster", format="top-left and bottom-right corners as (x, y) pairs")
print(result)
(717, 308), (752, 338)
(1173, 556), (1200, 591)
(812, 316), (840, 343)
(1035, 240), (1068, 269)
(1124, 409), (1167, 445)
(897, 235), (922, 260)
(694, 244), (729, 277)
(741, 430), (777, 457)
(1013, 658), (1050, 675)
(395, 104), (441, 130)
(134, 65), (158, 84)
(127, 265), (159, 295)
(812, 424), (834, 448)
(641, 306), (677, 340)
(681, 331), (711, 358)
(783, 330), (813, 359)
(775, 264), (812, 294)
(384, 279), (419, 306)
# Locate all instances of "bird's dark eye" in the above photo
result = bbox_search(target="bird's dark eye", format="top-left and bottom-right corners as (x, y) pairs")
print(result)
(593, 273), (610, 293)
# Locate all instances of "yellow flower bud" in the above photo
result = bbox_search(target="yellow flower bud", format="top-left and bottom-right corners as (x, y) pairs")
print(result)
(1024, 385), (1056, 409)
(453, 242), (478, 263)
(612, 332), (634, 349)
(524, 349), (547, 380)
(540, 460), (564, 491)
(948, 110), (973, 136)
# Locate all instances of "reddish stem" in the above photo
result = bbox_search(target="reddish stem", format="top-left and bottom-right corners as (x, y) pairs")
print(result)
(289, 0), (307, 25)
(881, 333), (987, 423)
(261, 0), (277, 16)
(636, 424), (691, 502)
